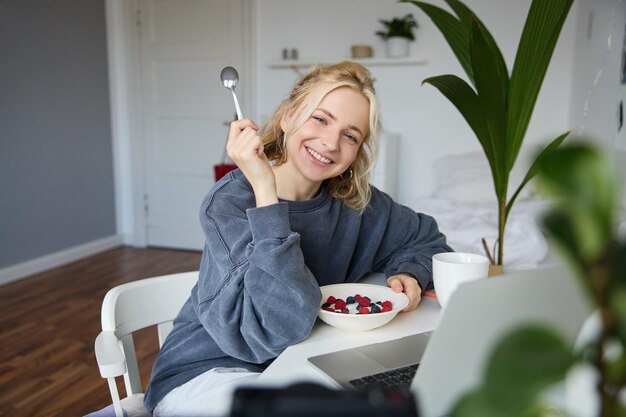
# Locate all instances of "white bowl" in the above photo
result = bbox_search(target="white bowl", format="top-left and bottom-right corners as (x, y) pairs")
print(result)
(318, 283), (409, 331)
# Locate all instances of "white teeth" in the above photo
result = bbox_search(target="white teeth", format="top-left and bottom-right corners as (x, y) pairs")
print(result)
(307, 147), (332, 164)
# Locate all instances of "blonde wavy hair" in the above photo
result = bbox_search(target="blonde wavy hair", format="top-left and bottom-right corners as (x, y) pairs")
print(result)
(260, 61), (380, 212)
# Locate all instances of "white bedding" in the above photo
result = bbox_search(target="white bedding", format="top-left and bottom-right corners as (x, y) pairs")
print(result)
(413, 196), (553, 271)
(409, 151), (554, 271)
(409, 151), (626, 272)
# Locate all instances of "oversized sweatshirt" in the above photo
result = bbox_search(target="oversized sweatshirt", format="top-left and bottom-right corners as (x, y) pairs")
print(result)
(144, 169), (452, 411)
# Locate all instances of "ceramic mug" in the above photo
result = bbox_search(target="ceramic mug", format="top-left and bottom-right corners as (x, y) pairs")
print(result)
(432, 252), (490, 308)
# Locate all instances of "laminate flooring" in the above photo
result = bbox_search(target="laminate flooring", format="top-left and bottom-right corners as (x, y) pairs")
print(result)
(0, 246), (202, 417)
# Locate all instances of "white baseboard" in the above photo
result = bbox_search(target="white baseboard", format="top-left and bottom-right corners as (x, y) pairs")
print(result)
(0, 235), (124, 286)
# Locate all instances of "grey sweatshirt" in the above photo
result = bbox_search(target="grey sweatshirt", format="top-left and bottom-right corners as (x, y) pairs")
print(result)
(144, 169), (452, 411)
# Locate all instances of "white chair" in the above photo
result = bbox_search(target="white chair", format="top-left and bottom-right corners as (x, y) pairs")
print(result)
(93, 271), (198, 417)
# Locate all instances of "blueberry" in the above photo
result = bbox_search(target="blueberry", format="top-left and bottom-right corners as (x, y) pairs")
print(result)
(370, 304), (381, 314)
(346, 296), (356, 304)
(322, 302), (331, 308)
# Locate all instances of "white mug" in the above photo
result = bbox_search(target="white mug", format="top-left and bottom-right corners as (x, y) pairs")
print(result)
(432, 252), (490, 308)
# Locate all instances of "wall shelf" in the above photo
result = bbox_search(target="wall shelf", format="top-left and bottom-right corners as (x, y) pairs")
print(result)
(269, 57), (427, 69)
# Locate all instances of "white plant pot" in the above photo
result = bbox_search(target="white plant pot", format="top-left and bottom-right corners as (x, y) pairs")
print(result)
(385, 37), (411, 58)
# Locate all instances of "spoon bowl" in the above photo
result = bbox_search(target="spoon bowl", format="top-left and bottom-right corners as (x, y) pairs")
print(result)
(220, 66), (243, 120)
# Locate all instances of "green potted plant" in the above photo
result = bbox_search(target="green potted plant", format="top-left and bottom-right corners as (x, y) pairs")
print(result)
(403, 0), (573, 271)
(448, 142), (626, 417)
(376, 13), (418, 58)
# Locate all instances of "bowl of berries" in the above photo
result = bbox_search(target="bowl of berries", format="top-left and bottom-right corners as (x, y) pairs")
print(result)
(318, 283), (409, 331)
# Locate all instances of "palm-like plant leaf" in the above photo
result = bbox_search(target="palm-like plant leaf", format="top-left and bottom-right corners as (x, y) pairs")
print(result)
(469, 17), (509, 197)
(403, 1), (474, 85)
(408, 0), (572, 265)
(506, 0), (574, 169)
(505, 131), (569, 220)
(422, 75), (498, 179)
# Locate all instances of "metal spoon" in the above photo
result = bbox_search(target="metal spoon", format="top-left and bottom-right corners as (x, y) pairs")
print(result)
(220, 66), (243, 120)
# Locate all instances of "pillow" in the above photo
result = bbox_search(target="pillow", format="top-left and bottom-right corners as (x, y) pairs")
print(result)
(432, 148), (541, 204)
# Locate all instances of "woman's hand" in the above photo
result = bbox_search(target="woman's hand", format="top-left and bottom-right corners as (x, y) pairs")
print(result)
(387, 274), (422, 312)
(227, 119), (278, 207)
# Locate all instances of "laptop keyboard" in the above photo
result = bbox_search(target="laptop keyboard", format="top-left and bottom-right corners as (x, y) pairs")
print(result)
(348, 363), (419, 391)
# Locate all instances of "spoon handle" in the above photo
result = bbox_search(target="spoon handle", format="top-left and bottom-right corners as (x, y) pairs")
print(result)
(230, 89), (243, 120)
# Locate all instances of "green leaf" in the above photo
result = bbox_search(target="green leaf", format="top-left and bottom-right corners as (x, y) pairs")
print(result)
(536, 143), (616, 263)
(542, 212), (590, 288)
(506, 0), (574, 170)
(451, 325), (574, 416)
(484, 325), (574, 411)
(444, 0), (476, 27)
(611, 241), (626, 341)
(505, 131), (569, 220)
(450, 389), (503, 417)
(403, 1), (474, 85)
(615, 402), (626, 417)
(469, 16), (510, 196)
(605, 350), (626, 386)
(422, 74), (503, 194)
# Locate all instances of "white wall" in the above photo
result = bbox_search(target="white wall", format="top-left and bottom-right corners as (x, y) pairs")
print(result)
(254, 0), (582, 205)
(570, 0), (625, 150)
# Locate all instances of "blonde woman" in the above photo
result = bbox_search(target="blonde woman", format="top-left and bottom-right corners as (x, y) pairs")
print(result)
(145, 61), (452, 416)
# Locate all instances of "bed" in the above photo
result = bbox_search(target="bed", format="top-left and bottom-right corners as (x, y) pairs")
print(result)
(408, 151), (562, 271)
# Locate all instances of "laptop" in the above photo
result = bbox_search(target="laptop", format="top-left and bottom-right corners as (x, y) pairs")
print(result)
(307, 266), (591, 417)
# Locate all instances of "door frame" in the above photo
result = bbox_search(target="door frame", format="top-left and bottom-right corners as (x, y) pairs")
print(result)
(104, 0), (256, 246)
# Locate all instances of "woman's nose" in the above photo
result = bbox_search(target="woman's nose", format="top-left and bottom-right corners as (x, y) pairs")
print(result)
(321, 131), (341, 150)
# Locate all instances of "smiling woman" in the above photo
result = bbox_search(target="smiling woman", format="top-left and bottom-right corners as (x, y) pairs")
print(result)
(273, 86), (370, 199)
(143, 61), (453, 417)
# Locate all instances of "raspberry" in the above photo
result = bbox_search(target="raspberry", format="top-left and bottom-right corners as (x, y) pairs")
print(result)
(321, 294), (396, 315)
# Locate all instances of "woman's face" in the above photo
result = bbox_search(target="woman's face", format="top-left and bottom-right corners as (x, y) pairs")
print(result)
(281, 86), (370, 185)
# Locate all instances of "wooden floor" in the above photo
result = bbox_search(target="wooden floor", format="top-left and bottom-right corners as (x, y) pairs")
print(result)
(0, 246), (202, 417)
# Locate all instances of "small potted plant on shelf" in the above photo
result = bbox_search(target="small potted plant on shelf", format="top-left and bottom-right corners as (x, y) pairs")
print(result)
(376, 13), (418, 58)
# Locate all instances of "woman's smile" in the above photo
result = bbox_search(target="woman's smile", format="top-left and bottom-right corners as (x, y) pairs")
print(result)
(277, 86), (370, 192)
(305, 146), (333, 165)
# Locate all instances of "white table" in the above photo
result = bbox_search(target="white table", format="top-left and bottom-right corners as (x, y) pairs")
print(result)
(257, 275), (442, 388)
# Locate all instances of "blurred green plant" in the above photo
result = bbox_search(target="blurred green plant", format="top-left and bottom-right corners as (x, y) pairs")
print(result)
(403, 0), (572, 266)
(376, 14), (418, 41)
(450, 142), (626, 417)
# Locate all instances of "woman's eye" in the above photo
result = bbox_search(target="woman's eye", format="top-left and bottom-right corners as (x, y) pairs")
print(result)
(344, 133), (359, 143)
(312, 115), (327, 124)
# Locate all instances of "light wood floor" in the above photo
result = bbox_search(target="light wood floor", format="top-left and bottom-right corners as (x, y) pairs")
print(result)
(0, 246), (202, 417)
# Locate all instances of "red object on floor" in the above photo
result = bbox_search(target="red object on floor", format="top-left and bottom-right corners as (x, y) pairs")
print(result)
(214, 163), (238, 181)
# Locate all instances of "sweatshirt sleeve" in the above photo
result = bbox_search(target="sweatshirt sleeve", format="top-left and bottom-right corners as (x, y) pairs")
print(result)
(368, 191), (453, 292)
(194, 199), (322, 364)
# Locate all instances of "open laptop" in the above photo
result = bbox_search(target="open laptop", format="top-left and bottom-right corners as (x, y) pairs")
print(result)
(307, 266), (591, 417)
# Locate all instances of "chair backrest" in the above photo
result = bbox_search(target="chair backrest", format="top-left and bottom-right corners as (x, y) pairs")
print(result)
(101, 271), (198, 395)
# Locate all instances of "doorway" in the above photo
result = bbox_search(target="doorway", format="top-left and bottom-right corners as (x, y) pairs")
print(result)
(134, 0), (251, 250)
